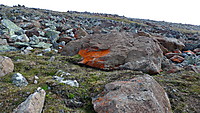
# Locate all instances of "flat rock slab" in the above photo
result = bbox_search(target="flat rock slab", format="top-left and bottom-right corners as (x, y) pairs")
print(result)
(92, 74), (172, 113)
(62, 32), (163, 74)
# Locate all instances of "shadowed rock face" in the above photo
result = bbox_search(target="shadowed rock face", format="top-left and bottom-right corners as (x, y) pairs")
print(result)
(61, 32), (163, 74)
(92, 74), (172, 113)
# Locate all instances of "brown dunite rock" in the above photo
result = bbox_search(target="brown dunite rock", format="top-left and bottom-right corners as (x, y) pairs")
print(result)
(92, 74), (172, 113)
(74, 28), (88, 39)
(154, 37), (185, 52)
(61, 32), (163, 74)
(0, 56), (14, 77)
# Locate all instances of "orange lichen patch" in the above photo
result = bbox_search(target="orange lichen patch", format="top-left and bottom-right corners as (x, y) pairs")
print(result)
(95, 97), (104, 102)
(78, 48), (110, 69)
(100, 101), (109, 106)
(183, 50), (195, 54)
(173, 50), (182, 53)
(170, 55), (184, 63)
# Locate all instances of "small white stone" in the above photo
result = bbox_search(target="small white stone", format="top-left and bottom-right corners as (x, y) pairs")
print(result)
(34, 80), (38, 84)
(16, 73), (24, 80)
(37, 53), (43, 56)
(43, 48), (51, 52)
(34, 76), (39, 80)
(26, 47), (33, 50)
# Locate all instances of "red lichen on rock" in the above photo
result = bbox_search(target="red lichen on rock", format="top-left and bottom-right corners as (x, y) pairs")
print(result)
(183, 50), (195, 55)
(95, 97), (104, 102)
(78, 48), (110, 69)
(170, 55), (184, 63)
(173, 50), (182, 53)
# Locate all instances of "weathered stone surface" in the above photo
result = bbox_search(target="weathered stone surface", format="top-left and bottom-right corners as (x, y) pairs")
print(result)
(0, 56), (14, 77)
(74, 28), (88, 39)
(0, 39), (8, 45)
(44, 28), (60, 43)
(1, 19), (23, 36)
(0, 45), (18, 52)
(12, 73), (28, 87)
(31, 42), (52, 49)
(92, 74), (172, 113)
(13, 87), (46, 113)
(62, 32), (163, 74)
(155, 37), (185, 52)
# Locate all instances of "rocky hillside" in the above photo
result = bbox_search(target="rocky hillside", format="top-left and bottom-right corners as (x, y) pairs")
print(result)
(0, 4), (200, 113)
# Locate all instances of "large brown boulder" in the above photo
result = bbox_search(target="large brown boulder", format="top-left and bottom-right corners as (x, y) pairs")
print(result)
(92, 74), (172, 113)
(0, 56), (14, 77)
(61, 32), (163, 74)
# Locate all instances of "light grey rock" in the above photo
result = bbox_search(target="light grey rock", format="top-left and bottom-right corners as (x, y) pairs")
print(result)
(0, 56), (14, 77)
(60, 79), (79, 87)
(31, 42), (52, 49)
(29, 35), (40, 45)
(0, 39), (8, 45)
(12, 73), (28, 87)
(53, 70), (79, 87)
(14, 42), (30, 47)
(49, 56), (55, 62)
(55, 70), (71, 77)
(17, 34), (30, 42)
(0, 45), (18, 52)
(1, 19), (23, 36)
(92, 74), (172, 113)
(44, 28), (60, 43)
(13, 87), (46, 113)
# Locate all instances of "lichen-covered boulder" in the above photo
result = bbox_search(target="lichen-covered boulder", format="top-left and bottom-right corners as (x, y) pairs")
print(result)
(61, 32), (163, 74)
(92, 74), (172, 113)
(0, 56), (14, 77)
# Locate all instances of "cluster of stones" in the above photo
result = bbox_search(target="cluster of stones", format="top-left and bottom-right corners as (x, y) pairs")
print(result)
(0, 4), (200, 113)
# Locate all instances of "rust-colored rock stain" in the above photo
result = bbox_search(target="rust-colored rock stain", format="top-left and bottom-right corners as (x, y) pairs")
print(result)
(78, 48), (110, 69)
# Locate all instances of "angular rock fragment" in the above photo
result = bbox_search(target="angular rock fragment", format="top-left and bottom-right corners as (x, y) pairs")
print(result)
(53, 70), (79, 87)
(0, 56), (14, 77)
(1, 19), (23, 36)
(170, 55), (184, 63)
(13, 87), (46, 113)
(155, 37), (185, 52)
(92, 74), (172, 113)
(12, 73), (28, 87)
(0, 45), (18, 52)
(0, 39), (8, 45)
(31, 42), (52, 49)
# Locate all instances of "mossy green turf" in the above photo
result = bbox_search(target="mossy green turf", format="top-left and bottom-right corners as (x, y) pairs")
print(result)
(153, 71), (200, 112)
(0, 49), (140, 112)
(0, 49), (200, 112)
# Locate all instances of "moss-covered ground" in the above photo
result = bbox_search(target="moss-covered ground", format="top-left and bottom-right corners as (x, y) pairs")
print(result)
(0, 49), (142, 112)
(153, 71), (200, 113)
(0, 49), (199, 112)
